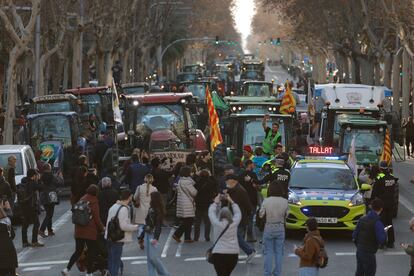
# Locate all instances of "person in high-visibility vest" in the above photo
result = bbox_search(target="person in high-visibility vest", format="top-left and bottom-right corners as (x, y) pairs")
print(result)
(262, 114), (281, 156)
(260, 156), (290, 199)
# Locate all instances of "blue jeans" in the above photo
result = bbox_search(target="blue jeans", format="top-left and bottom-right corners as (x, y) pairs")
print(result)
(263, 223), (285, 276)
(107, 241), (123, 276)
(299, 267), (319, 276)
(355, 249), (376, 276)
(145, 233), (170, 276)
(237, 224), (254, 255)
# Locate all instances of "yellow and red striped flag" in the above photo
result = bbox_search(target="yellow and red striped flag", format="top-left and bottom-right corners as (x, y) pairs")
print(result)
(380, 128), (392, 165)
(206, 86), (223, 151)
(280, 81), (296, 114)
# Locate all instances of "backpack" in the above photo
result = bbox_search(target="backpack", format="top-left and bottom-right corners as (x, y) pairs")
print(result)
(72, 200), (91, 226)
(107, 205), (126, 242)
(312, 236), (329, 268)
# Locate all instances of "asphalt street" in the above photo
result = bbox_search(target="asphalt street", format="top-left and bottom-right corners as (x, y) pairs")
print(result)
(12, 67), (414, 275)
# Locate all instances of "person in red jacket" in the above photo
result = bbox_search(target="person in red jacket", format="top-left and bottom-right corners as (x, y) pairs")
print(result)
(62, 184), (104, 276)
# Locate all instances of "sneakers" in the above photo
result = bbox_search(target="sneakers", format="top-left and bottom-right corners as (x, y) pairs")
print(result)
(387, 243), (395, 249)
(61, 268), (70, 276)
(31, 242), (44, 247)
(39, 231), (47, 238)
(48, 230), (56, 236)
(245, 250), (256, 263)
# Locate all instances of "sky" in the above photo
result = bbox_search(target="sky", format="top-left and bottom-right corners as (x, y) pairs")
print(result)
(232, 0), (256, 52)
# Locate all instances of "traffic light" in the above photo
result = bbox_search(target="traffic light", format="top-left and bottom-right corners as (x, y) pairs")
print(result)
(276, 38), (281, 45)
(215, 36), (219, 45)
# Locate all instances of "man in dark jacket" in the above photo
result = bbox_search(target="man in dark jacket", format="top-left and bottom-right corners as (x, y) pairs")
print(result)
(194, 170), (217, 241)
(0, 167), (12, 203)
(261, 157), (290, 199)
(403, 116), (414, 156)
(225, 174), (256, 263)
(98, 177), (119, 223)
(19, 169), (43, 247)
(39, 164), (60, 237)
(4, 155), (17, 195)
(371, 161), (397, 248)
(353, 198), (387, 276)
(239, 160), (259, 242)
(125, 154), (150, 193)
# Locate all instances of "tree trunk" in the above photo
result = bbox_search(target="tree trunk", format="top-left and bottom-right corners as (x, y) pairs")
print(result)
(359, 57), (374, 85)
(383, 51), (392, 88)
(391, 51), (402, 118)
(105, 52), (116, 86)
(97, 49), (106, 85)
(72, 31), (81, 88)
(4, 48), (19, 144)
(401, 49), (410, 120)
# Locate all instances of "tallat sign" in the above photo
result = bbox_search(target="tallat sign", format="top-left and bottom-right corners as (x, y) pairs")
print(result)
(308, 146), (333, 155)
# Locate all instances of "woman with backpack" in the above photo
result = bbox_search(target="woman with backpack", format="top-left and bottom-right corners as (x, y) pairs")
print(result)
(140, 191), (170, 276)
(259, 183), (288, 276)
(39, 163), (59, 238)
(294, 217), (325, 276)
(172, 166), (198, 243)
(133, 174), (158, 249)
(62, 184), (104, 276)
(208, 193), (241, 276)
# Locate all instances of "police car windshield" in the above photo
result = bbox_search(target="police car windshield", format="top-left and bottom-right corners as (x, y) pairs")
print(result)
(290, 166), (357, 190)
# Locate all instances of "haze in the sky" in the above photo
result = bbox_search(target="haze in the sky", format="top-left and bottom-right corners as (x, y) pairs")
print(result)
(232, 0), (256, 53)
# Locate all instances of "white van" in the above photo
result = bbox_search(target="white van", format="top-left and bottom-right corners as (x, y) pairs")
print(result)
(0, 145), (37, 185)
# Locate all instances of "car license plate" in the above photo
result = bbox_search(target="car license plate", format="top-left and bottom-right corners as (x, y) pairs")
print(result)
(316, 217), (338, 224)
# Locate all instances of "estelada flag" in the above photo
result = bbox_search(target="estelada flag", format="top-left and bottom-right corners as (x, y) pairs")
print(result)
(280, 81), (296, 114)
(380, 128), (392, 165)
(206, 86), (223, 151)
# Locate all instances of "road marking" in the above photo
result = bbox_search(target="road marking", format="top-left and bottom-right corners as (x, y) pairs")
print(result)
(19, 256), (148, 267)
(383, 251), (406, 256)
(185, 257), (206, 262)
(22, 266), (51, 271)
(335, 252), (356, 256)
(131, 260), (147, 265)
(18, 210), (72, 262)
(121, 256), (147, 261)
(161, 228), (174, 258)
(400, 194), (414, 214)
(175, 242), (183, 257)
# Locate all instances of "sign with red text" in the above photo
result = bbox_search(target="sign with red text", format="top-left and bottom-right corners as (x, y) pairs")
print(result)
(308, 146), (334, 155)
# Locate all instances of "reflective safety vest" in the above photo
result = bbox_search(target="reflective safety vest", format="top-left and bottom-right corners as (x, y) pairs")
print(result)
(263, 130), (281, 154)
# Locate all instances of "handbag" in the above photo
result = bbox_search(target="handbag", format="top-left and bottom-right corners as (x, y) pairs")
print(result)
(255, 209), (266, 232)
(206, 223), (230, 264)
(107, 205), (126, 242)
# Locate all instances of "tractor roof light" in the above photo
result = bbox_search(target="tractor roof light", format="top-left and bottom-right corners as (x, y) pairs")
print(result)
(132, 100), (139, 106)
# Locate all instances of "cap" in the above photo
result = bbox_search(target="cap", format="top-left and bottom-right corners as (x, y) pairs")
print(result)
(225, 174), (239, 181)
(272, 156), (285, 167)
(379, 161), (389, 169)
(243, 145), (253, 153)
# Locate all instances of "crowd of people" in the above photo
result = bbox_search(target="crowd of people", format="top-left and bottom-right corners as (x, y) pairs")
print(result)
(0, 114), (414, 276)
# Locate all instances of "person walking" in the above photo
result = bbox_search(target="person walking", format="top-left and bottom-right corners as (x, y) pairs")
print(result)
(208, 194), (241, 276)
(294, 217), (325, 276)
(239, 160), (259, 242)
(140, 191), (170, 276)
(19, 169), (43, 248)
(259, 183), (289, 276)
(125, 154), (150, 193)
(353, 198), (387, 276)
(225, 174), (256, 263)
(0, 199), (17, 276)
(196, 151), (212, 171)
(62, 185), (105, 276)
(133, 174), (158, 249)
(403, 116), (414, 157)
(39, 164), (59, 237)
(371, 161), (397, 248)
(98, 177), (119, 225)
(173, 166), (197, 243)
(0, 167), (12, 203)
(401, 217), (414, 276)
(105, 189), (138, 276)
(194, 169), (217, 242)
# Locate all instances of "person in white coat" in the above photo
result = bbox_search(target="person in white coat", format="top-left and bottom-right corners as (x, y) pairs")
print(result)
(172, 166), (197, 243)
(105, 189), (138, 276)
(208, 194), (241, 276)
(133, 174), (158, 249)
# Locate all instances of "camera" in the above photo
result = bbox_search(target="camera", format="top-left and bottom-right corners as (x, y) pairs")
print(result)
(220, 194), (229, 207)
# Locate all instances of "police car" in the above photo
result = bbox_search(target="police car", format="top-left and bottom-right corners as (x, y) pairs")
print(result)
(286, 147), (371, 231)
